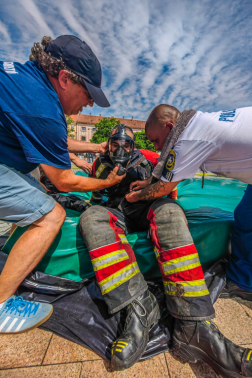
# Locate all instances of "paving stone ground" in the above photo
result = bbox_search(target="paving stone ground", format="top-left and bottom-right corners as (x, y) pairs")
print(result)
(1, 297), (252, 378)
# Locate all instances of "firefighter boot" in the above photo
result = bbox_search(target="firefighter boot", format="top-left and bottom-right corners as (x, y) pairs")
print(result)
(111, 289), (160, 371)
(172, 319), (252, 378)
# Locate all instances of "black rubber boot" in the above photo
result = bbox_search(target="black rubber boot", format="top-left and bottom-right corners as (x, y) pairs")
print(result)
(111, 289), (160, 371)
(220, 281), (252, 301)
(172, 319), (252, 378)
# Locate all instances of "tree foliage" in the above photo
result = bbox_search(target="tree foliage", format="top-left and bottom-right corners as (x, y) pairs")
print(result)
(134, 130), (155, 151)
(66, 115), (74, 137)
(91, 117), (155, 151)
(90, 117), (120, 144)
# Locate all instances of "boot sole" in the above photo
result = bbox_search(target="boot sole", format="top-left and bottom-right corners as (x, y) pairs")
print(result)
(173, 337), (248, 378)
(220, 290), (252, 301)
(111, 303), (161, 371)
(1, 307), (53, 334)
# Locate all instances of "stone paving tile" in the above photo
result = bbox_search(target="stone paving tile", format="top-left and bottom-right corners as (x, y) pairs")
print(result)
(232, 297), (252, 320)
(80, 354), (169, 378)
(165, 352), (218, 378)
(0, 362), (82, 378)
(213, 298), (252, 345)
(43, 334), (101, 364)
(0, 329), (52, 370)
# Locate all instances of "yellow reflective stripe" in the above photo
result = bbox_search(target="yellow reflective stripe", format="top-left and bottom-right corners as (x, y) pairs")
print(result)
(116, 348), (122, 352)
(100, 263), (140, 295)
(102, 268), (140, 295)
(118, 234), (129, 244)
(163, 279), (206, 287)
(118, 234), (127, 239)
(154, 246), (160, 259)
(93, 256), (128, 271)
(117, 341), (128, 345)
(165, 289), (209, 297)
(96, 163), (106, 178)
(247, 350), (252, 361)
(163, 253), (199, 267)
(100, 262), (138, 287)
(91, 250), (127, 263)
(164, 261), (201, 275)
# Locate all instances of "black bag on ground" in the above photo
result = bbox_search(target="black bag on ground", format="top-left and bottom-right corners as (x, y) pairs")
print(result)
(0, 251), (226, 361)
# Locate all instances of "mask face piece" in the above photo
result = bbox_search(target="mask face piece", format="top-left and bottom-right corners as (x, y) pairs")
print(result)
(108, 125), (135, 167)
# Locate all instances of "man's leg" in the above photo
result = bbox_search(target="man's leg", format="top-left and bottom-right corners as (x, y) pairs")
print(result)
(0, 202), (65, 302)
(221, 184), (252, 299)
(79, 206), (160, 370)
(148, 198), (252, 378)
(0, 164), (65, 333)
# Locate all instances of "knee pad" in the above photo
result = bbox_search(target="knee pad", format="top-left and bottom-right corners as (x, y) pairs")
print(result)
(79, 206), (118, 250)
(148, 201), (193, 250)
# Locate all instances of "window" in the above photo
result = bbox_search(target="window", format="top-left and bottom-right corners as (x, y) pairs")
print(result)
(81, 127), (86, 131)
(92, 128), (96, 132)
(71, 125), (75, 131)
(81, 136), (86, 141)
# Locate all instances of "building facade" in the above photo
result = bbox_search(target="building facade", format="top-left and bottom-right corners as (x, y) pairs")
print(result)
(69, 113), (145, 142)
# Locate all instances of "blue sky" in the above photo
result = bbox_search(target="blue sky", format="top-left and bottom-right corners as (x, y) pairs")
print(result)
(0, 0), (252, 120)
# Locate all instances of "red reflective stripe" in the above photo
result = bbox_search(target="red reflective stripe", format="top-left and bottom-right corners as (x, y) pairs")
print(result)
(89, 241), (122, 259)
(90, 210), (137, 283)
(95, 259), (133, 283)
(158, 244), (198, 263)
(92, 158), (98, 177)
(122, 242), (137, 261)
(168, 188), (177, 200)
(147, 208), (163, 252)
(162, 266), (205, 282)
(108, 211), (122, 242)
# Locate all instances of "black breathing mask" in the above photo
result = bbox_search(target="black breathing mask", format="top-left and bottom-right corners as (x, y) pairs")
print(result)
(108, 124), (135, 175)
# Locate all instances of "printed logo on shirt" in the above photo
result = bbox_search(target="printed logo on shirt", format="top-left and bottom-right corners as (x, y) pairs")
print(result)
(161, 150), (176, 182)
(3, 62), (18, 74)
(164, 171), (174, 182)
(165, 149), (176, 172)
(219, 109), (236, 122)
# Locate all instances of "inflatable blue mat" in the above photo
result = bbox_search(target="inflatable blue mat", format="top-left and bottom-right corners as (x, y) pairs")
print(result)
(2, 174), (247, 281)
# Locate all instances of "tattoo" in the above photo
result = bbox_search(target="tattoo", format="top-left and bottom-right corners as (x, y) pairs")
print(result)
(138, 180), (167, 200)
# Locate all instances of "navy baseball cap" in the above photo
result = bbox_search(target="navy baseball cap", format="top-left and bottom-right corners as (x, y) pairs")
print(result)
(45, 35), (110, 108)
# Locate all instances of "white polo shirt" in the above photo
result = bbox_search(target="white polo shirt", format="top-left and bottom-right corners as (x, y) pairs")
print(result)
(161, 107), (252, 185)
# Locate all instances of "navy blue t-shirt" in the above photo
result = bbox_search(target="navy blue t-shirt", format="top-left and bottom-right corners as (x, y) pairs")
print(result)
(0, 61), (71, 174)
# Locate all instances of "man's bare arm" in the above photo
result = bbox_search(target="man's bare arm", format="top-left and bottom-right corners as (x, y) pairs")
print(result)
(41, 164), (125, 193)
(67, 138), (107, 153)
(125, 179), (180, 203)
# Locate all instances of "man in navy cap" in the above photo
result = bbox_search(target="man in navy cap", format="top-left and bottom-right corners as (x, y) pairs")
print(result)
(0, 35), (124, 334)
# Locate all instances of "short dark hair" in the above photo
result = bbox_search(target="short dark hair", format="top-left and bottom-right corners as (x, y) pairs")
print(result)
(145, 104), (180, 132)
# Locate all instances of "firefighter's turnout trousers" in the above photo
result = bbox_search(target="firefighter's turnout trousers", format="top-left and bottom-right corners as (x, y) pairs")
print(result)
(79, 199), (214, 320)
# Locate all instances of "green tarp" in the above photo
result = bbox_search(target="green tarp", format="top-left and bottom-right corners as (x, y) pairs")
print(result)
(2, 174), (247, 281)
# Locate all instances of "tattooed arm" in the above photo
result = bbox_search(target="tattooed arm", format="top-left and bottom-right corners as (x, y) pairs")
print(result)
(125, 179), (181, 203)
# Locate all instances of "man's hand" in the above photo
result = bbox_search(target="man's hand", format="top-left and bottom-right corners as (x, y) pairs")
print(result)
(69, 153), (92, 174)
(125, 191), (140, 203)
(126, 179), (181, 202)
(99, 141), (108, 153)
(74, 158), (92, 174)
(130, 177), (151, 191)
(105, 166), (126, 187)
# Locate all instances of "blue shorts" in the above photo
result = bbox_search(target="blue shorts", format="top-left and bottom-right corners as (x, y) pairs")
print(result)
(0, 164), (56, 227)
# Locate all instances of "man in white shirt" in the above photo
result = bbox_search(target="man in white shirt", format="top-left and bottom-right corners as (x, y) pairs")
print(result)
(126, 104), (252, 297)
(124, 104), (252, 375)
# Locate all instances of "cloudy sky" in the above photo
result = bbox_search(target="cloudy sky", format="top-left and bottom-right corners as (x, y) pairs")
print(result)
(0, 0), (252, 120)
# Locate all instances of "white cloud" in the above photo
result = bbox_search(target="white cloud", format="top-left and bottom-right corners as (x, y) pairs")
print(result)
(0, 0), (252, 119)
